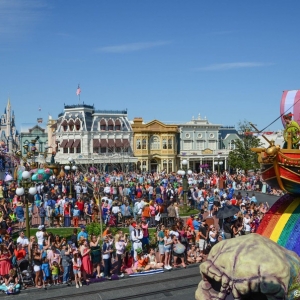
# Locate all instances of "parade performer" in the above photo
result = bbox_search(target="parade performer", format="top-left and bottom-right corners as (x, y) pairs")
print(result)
(283, 112), (300, 149)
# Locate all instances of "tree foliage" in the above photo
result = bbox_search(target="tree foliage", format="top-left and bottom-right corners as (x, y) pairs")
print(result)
(228, 120), (261, 172)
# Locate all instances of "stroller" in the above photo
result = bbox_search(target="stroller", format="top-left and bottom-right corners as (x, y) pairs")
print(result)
(15, 259), (34, 288)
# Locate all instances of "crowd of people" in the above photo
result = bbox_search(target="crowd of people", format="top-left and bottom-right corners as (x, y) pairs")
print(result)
(0, 167), (273, 294)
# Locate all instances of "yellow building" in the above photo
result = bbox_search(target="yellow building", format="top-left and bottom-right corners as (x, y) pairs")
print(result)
(132, 118), (178, 172)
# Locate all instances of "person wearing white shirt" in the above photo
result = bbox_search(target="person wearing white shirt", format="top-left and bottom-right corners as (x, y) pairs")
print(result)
(131, 224), (143, 261)
(104, 185), (111, 195)
(17, 232), (29, 249)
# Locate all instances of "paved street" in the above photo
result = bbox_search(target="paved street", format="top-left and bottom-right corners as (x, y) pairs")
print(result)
(3, 265), (201, 300)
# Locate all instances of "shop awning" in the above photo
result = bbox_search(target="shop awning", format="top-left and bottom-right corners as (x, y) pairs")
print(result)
(66, 140), (74, 148)
(115, 139), (122, 147)
(60, 140), (68, 148)
(108, 139), (115, 147)
(73, 139), (81, 148)
(100, 139), (108, 147)
(93, 139), (100, 147)
(123, 139), (130, 147)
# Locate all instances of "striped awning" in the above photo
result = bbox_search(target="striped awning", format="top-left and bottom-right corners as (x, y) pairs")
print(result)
(108, 139), (115, 147)
(73, 139), (81, 148)
(60, 140), (68, 148)
(66, 140), (74, 148)
(100, 139), (108, 147)
(123, 139), (130, 147)
(115, 139), (122, 147)
(93, 139), (100, 147)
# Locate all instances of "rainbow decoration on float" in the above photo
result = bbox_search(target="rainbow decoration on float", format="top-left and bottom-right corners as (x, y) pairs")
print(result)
(256, 194), (300, 256)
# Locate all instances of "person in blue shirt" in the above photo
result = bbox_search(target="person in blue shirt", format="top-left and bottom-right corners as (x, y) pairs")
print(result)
(77, 226), (88, 241)
(192, 216), (200, 233)
(41, 257), (51, 288)
(15, 202), (25, 230)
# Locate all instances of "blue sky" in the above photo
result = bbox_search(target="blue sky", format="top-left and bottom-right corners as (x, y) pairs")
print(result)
(1, 0), (300, 131)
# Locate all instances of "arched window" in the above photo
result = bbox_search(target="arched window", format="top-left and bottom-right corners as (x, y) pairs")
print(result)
(168, 138), (173, 149)
(142, 161), (147, 171)
(62, 120), (68, 132)
(68, 120), (74, 131)
(150, 136), (160, 150)
(115, 119), (121, 131)
(162, 139), (167, 149)
(229, 140), (235, 150)
(136, 139), (141, 149)
(108, 119), (114, 131)
(75, 119), (81, 131)
(142, 138), (147, 150)
(100, 119), (106, 131)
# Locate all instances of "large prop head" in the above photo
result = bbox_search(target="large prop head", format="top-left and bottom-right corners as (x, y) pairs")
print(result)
(195, 234), (300, 300)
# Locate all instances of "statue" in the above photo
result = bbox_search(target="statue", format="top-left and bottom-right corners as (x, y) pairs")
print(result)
(195, 234), (300, 300)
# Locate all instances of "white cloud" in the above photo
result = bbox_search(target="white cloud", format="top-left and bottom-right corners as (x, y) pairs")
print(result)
(96, 41), (171, 53)
(0, 0), (47, 36)
(196, 62), (274, 71)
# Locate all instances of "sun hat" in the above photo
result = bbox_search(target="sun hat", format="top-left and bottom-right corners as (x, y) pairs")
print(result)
(16, 202), (23, 206)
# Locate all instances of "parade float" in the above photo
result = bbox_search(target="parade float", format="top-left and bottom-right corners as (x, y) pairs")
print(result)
(196, 91), (300, 300)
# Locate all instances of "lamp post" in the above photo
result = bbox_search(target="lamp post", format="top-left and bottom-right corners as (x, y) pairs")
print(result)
(214, 154), (224, 175)
(64, 157), (77, 197)
(177, 159), (192, 213)
(16, 171), (37, 237)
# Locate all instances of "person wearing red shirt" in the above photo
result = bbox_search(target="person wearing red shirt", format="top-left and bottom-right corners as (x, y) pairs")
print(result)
(14, 244), (26, 261)
(76, 199), (84, 220)
(186, 215), (195, 230)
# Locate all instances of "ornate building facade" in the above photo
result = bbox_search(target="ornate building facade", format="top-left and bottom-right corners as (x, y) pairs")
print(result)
(178, 114), (240, 173)
(53, 104), (137, 171)
(0, 98), (19, 152)
(132, 118), (178, 172)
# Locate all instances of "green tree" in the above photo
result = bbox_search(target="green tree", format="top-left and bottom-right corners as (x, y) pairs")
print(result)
(228, 121), (261, 173)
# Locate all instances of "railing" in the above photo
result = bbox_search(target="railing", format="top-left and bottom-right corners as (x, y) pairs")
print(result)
(64, 104), (94, 109)
(94, 109), (127, 114)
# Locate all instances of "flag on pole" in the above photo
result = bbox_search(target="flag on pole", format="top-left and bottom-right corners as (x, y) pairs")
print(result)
(38, 106), (41, 111)
(76, 84), (81, 96)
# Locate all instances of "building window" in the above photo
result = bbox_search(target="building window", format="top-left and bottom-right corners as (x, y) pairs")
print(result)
(185, 133), (190, 138)
(63, 148), (68, 153)
(76, 144), (81, 153)
(69, 147), (74, 153)
(116, 147), (121, 153)
(142, 161), (147, 171)
(229, 140), (235, 150)
(100, 147), (106, 153)
(69, 120), (74, 131)
(197, 133), (202, 138)
(136, 139), (141, 149)
(162, 139), (167, 149)
(75, 120), (81, 131)
(108, 119), (114, 131)
(196, 141), (205, 150)
(168, 160), (172, 173)
(62, 121), (68, 131)
(93, 147), (99, 153)
(115, 119), (121, 131)
(168, 138), (172, 149)
(163, 160), (167, 170)
(150, 136), (160, 150)
(208, 140), (216, 150)
(183, 141), (192, 150)
(123, 146), (129, 152)
(142, 139), (147, 150)
(209, 133), (215, 138)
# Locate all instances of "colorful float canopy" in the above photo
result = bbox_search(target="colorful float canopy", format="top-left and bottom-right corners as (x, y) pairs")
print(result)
(280, 90), (300, 126)
(257, 194), (300, 256)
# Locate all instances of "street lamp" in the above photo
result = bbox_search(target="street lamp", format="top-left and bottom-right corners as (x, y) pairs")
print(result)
(214, 154), (224, 175)
(16, 170), (37, 237)
(64, 157), (77, 197)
